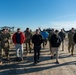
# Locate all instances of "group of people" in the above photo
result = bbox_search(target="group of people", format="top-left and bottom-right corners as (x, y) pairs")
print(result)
(0, 27), (76, 65)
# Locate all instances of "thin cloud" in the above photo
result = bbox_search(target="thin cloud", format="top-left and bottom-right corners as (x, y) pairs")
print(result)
(55, 14), (76, 19)
(49, 21), (76, 30)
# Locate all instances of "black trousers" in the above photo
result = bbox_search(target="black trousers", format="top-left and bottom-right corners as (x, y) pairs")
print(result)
(34, 46), (41, 62)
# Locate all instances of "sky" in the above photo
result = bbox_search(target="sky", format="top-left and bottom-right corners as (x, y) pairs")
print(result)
(0, 0), (76, 31)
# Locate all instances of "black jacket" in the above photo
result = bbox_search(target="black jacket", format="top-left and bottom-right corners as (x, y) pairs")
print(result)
(32, 34), (43, 46)
(59, 32), (65, 42)
(50, 34), (61, 47)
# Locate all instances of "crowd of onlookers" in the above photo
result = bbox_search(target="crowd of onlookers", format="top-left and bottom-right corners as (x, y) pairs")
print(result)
(0, 27), (76, 65)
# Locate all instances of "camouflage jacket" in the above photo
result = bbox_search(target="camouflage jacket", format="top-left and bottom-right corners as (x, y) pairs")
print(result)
(68, 32), (75, 44)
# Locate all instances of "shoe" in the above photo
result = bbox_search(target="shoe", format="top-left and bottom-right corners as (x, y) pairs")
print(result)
(34, 61), (37, 64)
(51, 56), (53, 59)
(37, 60), (40, 62)
(54, 54), (56, 56)
(71, 54), (73, 56)
(56, 61), (59, 64)
(16, 57), (19, 61)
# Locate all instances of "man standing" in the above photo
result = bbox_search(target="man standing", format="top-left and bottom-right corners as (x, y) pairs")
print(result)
(32, 29), (43, 64)
(12, 28), (25, 61)
(59, 29), (66, 51)
(0, 29), (10, 61)
(68, 28), (75, 55)
(24, 28), (32, 53)
(50, 30), (61, 64)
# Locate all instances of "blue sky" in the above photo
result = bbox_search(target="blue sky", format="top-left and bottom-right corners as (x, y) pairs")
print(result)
(0, 0), (76, 31)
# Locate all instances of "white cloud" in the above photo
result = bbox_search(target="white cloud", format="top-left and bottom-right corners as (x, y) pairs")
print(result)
(55, 14), (76, 19)
(49, 21), (76, 30)
(39, 21), (76, 31)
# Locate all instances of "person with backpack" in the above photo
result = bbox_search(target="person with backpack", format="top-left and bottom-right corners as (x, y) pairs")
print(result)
(50, 30), (61, 64)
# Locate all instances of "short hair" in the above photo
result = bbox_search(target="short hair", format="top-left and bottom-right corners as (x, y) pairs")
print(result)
(72, 28), (74, 30)
(26, 28), (29, 30)
(17, 28), (20, 30)
(55, 30), (59, 33)
(2, 29), (6, 31)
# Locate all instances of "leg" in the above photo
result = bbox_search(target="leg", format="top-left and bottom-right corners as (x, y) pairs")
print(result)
(37, 46), (41, 61)
(62, 41), (64, 51)
(20, 44), (23, 60)
(51, 48), (55, 59)
(56, 48), (59, 62)
(4, 47), (9, 60)
(29, 41), (31, 53)
(0, 48), (2, 64)
(34, 46), (37, 63)
(15, 44), (19, 57)
(43, 40), (45, 48)
(71, 44), (74, 55)
(68, 42), (71, 53)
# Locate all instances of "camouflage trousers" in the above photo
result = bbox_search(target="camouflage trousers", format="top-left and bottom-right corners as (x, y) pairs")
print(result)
(25, 40), (32, 53)
(68, 42), (75, 55)
(1, 42), (9, 59)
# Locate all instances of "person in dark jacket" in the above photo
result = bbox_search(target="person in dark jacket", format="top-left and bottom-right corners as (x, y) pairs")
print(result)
(32, 29), (43, 64)
(50, 30), (61, 64)
(12, 28), (25, 61)
(59, 29), (66, 51)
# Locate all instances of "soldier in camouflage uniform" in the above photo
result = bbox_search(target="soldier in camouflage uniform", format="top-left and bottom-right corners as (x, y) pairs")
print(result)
(6, 28), (11, 48)
(0, 30), (2, 64)
(0, 29), (11, 60)
(24, 28), (32, 53)
(68, 28), (75, 55)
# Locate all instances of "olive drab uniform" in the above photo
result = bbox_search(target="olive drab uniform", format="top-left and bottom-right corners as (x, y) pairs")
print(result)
(0, 32), (11, 60)
(68, 31), (75, 55)
(0, 31), (2, 64)
(24, 31), (32, 53)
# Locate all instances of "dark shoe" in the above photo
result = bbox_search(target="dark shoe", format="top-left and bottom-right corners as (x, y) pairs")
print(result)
(37, 60), (40, 62)
(54, 54), (56, 56)
(56, 61), (59, 64)
(51, 56), (53, 59)
(34, 61), (37, 64)
(16, 57), (19, 61)
(71, 54), (73, 56)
